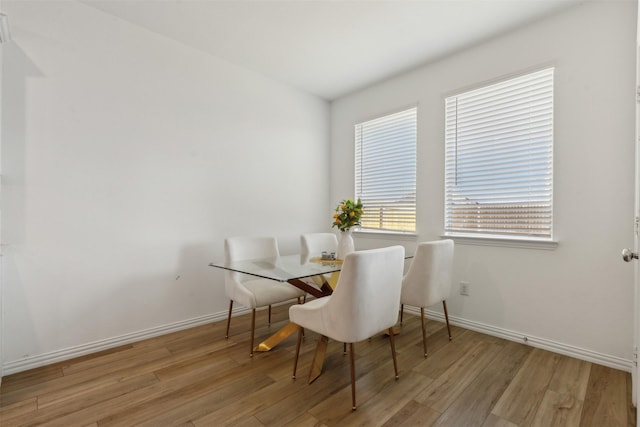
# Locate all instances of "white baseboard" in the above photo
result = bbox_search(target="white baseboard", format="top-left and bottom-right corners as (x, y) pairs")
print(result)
(2, 308), (250, 376)
(408, 306), (633, 373)
(3, 306), (633, 376)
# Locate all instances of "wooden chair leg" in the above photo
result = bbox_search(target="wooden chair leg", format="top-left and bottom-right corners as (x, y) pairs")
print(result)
(388, 327), (399, 379)
(443, 300), (452, 341)
(400, 303), (404, 325)
(420, 307), (428, 358)
(349, 343), (357, 410)
(250, 309), (256, 357)
(298, 297), (306, 336)
(225, 300), (233, 339)
(293, 325), (303, 379)
(343, 343), (347, 354)
(268, 305), (272, 325)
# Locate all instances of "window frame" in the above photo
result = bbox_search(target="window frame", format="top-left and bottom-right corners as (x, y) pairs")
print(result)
(443, 68), (557, 249)
(354, 106), (418, 235)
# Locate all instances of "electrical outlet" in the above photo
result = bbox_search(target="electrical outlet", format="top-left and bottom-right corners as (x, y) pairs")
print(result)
(460, 281), (470, 296)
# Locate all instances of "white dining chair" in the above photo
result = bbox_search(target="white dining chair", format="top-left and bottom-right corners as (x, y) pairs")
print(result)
(289, 245), (405, 410)
(400, 239), (454, 358)
(224, 236), (306, 356)
(301, 232), (338, 260)
(300, 233), (339, 291)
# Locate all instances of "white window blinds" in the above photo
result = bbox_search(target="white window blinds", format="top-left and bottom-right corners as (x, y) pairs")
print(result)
(444, 68), (554, 239)
(355, 107), (417, 232)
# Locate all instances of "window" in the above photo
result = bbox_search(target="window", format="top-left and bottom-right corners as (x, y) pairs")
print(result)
(444, 68), (554, 240)
(355, 107), (417, 232)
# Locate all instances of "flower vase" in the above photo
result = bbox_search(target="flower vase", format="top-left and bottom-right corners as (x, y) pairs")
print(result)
(338, 229), (355, 260)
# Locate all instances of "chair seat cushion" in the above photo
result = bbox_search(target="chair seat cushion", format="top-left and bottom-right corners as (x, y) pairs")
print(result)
(238, 278), (305, 308)
(289, 297), (331, 337)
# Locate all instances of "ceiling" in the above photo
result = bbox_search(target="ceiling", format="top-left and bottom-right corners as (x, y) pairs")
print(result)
(82, 0), (584, 101)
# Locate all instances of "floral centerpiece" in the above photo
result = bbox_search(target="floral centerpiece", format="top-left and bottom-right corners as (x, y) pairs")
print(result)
(332, 198), (363, 231)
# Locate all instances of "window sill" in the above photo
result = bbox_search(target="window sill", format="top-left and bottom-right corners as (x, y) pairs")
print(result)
(441, 233), (558, 250)
(354, 229), (417, 241)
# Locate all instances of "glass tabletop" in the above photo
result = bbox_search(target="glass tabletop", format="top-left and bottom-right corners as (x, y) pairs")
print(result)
(208, 254), (343, 282)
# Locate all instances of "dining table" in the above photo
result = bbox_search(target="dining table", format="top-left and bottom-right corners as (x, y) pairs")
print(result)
(209, 252), (412, 383)
(209, 253), (344, 383)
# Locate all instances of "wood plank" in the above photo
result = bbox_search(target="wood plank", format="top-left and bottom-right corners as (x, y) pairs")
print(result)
(394, 317), (462, 366)
(30, 355), (249, 426)
(0, 347), (172, 407)
(282, 412), (328, 427)
(221, 416), (265, 427)
(411, 329), (497, 380)
(0, 364), (65, 394)
(381, 399), (442, 427)
(0, 312), (634, 427)
(338, 371), (430, 426)
(37, 373), (159, 412)
(128, 373), (275, 427)
(61, 344), (166, 376)
(628, 370), (637, 426)
(414, 340), (500, 413)
(99, 348), (293, 426)
(579, 364), (630, 426)
(192, 364), (341, 426)
(547, 355), (591, 398)
(530, 389), (583, 427)
(529, 356), (591, 426)
(0, 397), (38, 424)
(306, 341), (433, 426)
(482, 414), (519, 427)
(263, 336), (406, 425)
(6, 374), (159, 427)
(432, 341), (531, 426)
(491, 347), (561, 425)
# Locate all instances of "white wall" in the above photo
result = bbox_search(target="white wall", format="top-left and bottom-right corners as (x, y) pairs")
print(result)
(1, 1), (330, 372)
(332, 1), (637, 368)
(0, 0), (5, 385)
(1, 0), (635, 375)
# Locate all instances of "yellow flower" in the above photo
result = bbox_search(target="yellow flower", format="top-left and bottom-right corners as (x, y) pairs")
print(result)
(331, 198), (363, 231)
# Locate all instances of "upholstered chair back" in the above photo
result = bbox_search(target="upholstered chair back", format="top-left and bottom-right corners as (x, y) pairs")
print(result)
(300, 233), (339, 258)
(401, 240), (454, 308)
(224, 236), (280, 305)
(321, 245), (405, 343)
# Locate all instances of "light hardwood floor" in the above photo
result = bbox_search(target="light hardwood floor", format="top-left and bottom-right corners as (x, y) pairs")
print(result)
(0, 303), (635, 426)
